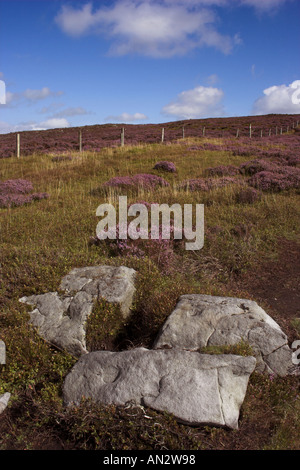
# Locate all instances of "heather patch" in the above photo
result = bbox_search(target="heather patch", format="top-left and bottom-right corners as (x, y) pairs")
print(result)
(205, 165), (240, 177)
(0, 178), (49, 208)
(101, 173), (170, 194)
(92, 221), (185, 275)
(239, 159), (280, 176)
(248, 167), (300, 192)
(153, 161), (176, 172)
(179, 176), (240, 192)
(0, 179), (33, 194)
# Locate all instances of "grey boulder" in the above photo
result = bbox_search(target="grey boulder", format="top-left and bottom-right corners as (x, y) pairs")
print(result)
(63, 347), (256, 429)
(0, 340), (5, 364)
(0, 393), (10, 415)
(153, 294), (294, 376)
(19, 265), (136, 357)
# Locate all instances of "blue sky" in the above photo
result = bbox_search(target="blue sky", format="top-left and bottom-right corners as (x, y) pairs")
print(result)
(0, 0), (299, 133)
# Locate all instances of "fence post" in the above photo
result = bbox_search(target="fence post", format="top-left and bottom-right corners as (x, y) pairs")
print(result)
(182, 126), (185, 139)
(121, 128), (125, 147)
(260, 129), (263, 138)
(202, 127), (205, 137)
(236, 129), (239, 138)
(161, 128), (165, 143)
(16, 133), (20, 159)
(249, 124), (252, 138)
(280, 127), (283, 135)
(79, 130), (82, 153)
(275, 126), (278, 135)
(269, 129), (271, 136)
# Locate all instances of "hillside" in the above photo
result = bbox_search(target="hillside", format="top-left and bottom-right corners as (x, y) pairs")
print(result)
(1, 114), (300, 157)
(0, 114), (299, 451)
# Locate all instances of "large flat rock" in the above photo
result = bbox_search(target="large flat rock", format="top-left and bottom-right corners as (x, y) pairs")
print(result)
(19, 265), (136, 357)
(63, 347), (256, 429)
(153, 294), (294, 376)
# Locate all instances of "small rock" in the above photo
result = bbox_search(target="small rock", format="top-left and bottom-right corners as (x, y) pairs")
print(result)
(0, 340), (5, 364)
(0, 393), (10, 414)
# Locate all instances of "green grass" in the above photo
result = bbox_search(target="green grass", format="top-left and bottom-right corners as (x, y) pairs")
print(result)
(0, 137), (299, 450)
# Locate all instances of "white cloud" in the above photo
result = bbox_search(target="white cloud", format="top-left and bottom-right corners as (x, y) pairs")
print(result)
(0, 118), (70, 134)
(39, 118), (70, 129)
(104, 112), (148, 123)
(161, 85), (224, 119)
(207, 74), (219, 85)
(253, 80), (300, 115)
(55, 1), (239, 57)
(52, 107), (91, 118)
(3, 87), (63, 106)
(54, 0), (291, 58)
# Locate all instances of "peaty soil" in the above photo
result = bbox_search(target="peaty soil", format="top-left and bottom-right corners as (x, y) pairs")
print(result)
(229, 238), (300, 342)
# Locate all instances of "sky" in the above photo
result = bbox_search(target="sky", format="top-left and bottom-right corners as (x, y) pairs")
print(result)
(0, 0), (299, 133)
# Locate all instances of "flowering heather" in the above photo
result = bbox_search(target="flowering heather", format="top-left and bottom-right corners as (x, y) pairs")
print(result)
(103, 173), (170, 191)
(179, 176), (239, 192)
(0, 179), (49, 208)
(94, 221), (184, 274)
(205, 165), (240, 177)
(248, 168), (300, 192)
(239, 159), (281, 176)
(0, 179), (33, 195)
(153, 161), (176, 172)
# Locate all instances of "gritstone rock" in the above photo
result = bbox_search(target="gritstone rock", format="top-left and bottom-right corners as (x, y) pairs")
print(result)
(63, 347), (256, 429)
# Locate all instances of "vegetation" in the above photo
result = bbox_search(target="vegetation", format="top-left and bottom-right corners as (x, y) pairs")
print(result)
(0, 119), (299, 450)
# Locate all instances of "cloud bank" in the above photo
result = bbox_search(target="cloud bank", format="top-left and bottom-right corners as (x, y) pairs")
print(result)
(162, 85), (225, 119)
(253, 80), (300, 115)
(55, 1), (242, 57)
(104, 112), (148, 123)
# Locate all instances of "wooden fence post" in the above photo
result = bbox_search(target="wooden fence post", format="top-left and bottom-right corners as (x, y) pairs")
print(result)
(79, 130), (82, 153)
(260, 129), (263, 138)
(161, 128), (165, 143)
(202, 127), (205, 137)
(16, 133), (20, 159)
(236, 129), (239, 138)
(121, 128), (125, 147)
(280, 127), (283, 135)
(182, 126), (185, 139)
(269, 129), (271, 136)
(249, 124), (252, 138)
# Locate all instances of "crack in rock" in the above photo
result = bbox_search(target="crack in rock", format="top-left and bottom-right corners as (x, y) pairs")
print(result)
(63, 348), (256, 429)
(153, 294), (293, 376)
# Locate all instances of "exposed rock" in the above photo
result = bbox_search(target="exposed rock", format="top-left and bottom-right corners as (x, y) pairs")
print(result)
(0, 340), (6, 364)
(63, 348), (256, 429)
(153, 294), (294, 376)
(19, 265), (136, 357)
(0, 393), (10, 414)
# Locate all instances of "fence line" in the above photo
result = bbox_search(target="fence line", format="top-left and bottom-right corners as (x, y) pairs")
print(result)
(10, 120), (300, 158)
